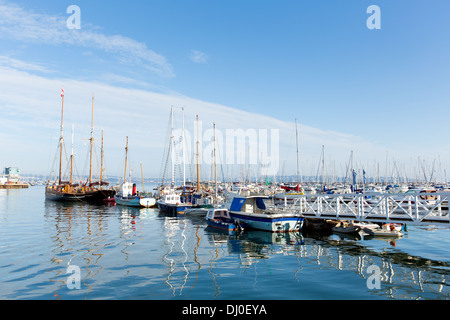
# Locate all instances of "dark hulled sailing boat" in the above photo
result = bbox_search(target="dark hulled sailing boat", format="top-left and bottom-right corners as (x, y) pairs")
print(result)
(90, 129), (116, 204)
(45, 89), (96, 201)
(45, 90), (115, 203)
(83, 93), (115, 203)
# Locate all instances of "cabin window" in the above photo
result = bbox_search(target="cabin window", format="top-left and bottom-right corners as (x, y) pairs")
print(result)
(256, 197), (267, 210)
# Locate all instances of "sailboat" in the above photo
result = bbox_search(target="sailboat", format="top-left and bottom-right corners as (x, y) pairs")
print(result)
(184, 115), (215, 216)
(96, 130), (116, 205)
(157, 106), (193, 214)
(114, 137), (156, 208)
(273, 119), (304, 204)
(46, 91), (116, 203)
(84, 94), (116, 204)
(45, 89), (99, 202)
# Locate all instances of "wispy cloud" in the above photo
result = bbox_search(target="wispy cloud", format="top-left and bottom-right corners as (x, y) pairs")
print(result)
(189, 50), (209, 64)
(0, 0), (174, 78)
(0, 55), (51, 73)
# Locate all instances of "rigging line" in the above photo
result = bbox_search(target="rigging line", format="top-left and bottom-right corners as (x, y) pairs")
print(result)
(215, 133), (226, 186)
(48, 143), (60, 182)
(159, 111), (173, 186)
(161, 136), (172, 187)
(175, 135), (183, 183)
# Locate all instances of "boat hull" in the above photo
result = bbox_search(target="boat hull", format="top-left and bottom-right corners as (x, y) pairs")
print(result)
(206, 218), (244, 232)
(45, 187), (116, 204)
(362, 228), (403, 237)
(229, 211), (304, 233)
(45, 187), (96, 202)
(103, 197), (116, 205)
(115, 195), (156, 208)
(332, 226), (361, 234)
(157, 200), (192, 214)
(91, 189), (116, 204)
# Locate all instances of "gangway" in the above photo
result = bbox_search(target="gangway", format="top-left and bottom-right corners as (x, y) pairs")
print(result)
(284, 192), (450, 225)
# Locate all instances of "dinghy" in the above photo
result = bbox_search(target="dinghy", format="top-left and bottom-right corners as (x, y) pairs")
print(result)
(362, 228), (403, 237)
(206, 208), (246, 232)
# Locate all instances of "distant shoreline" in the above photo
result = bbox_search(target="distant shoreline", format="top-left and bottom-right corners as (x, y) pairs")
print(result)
(0, 183), (29, 189)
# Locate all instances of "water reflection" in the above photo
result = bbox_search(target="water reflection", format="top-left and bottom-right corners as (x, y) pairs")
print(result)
(43, 198), (450, 299)
(44, 201), (148, 299)
(45, 201), (107, 299)
(300, 232), (450, 299)
(160, 214), (191, 296)
(203, 226), (450, 299)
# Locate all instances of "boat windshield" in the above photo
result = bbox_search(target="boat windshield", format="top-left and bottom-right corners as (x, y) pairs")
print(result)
(255, 197), (271, 210)
(207, 209), (229, 219)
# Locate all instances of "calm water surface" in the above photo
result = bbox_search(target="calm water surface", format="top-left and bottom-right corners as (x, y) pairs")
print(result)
(1, 186), (450, 300)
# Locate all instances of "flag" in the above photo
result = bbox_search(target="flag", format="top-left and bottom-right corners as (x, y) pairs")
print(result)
(61, 88), (64, 97)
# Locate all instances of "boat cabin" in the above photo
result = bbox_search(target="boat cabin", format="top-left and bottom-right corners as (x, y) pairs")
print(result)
(163, 193), (181, 204)
(118, 182), (136, 198)
(206, 208), (231, 220)
(229, 196), (270, 213)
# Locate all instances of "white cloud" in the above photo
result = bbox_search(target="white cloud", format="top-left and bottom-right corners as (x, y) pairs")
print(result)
(190, 50), (208, 64)
(0, 63), (435, 180)
(0, 0), (174, 78)
(0, 55), (51, 73)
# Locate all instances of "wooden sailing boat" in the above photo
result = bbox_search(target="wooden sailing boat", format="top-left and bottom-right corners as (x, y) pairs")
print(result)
(46, 91), (115, 203)
(45, 89), (98, 202)
(85, 94), (115, 204)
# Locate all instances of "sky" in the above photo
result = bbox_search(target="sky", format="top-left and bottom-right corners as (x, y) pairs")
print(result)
(0, 0), (450, 183)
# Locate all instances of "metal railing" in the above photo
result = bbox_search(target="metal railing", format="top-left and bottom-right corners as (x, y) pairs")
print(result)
(283, 192), (450, 225)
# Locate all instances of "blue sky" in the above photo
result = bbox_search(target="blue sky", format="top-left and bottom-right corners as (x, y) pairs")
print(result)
(1, 0), (450, 182)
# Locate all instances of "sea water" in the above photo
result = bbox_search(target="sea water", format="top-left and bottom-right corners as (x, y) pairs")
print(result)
(1, 186), (449, 300)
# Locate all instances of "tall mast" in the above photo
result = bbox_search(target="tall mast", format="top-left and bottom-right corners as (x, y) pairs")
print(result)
(59, 88), (64, 185)
(321, 145), (325, 189)
(182, 107), (186, 189)
(89, 93), (94, 185)
(295, 118), (300, 183)
(70, 124), (74, 185)
(140, 163), (145, 193)
(170, 106), (175, 187)
(351, 150), (354, 182)
(196, 115), (200, 192)
(214, 123), (217, 201)
(351, 150), (354, 187)
(124, 136), (128, 183)
(100, 129), (104, 185)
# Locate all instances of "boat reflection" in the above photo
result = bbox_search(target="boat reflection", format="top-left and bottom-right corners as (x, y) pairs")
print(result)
(45, 201), (108, 299)
(204, 227), (449, 299)
(160, 215), (192, 296)
(43, 199), (450, 300)
(44, 201), (148, 299)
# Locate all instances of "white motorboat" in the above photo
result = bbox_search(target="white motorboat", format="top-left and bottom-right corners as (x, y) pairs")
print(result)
(228, 195), (304, 233)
